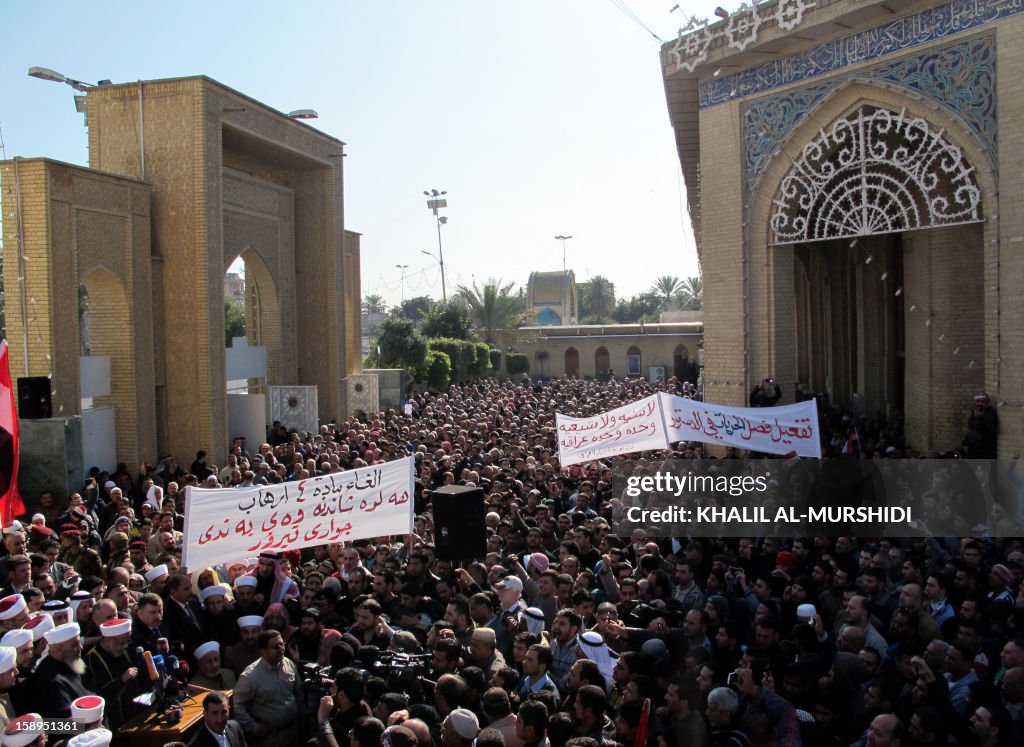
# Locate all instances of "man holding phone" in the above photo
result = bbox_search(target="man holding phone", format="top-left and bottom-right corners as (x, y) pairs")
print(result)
(749, 378), (783, 408)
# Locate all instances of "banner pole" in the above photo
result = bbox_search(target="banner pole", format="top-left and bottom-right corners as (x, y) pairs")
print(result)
(181, 485), (192, 572)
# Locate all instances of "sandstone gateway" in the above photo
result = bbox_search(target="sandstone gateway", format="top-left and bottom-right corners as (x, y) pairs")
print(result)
(1, 77), (370, 493)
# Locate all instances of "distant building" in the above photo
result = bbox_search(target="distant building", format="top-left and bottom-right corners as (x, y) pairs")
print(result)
(526, 271), (578, 326)
(495, 320), (702, 383)
(224, 272), (245, 306)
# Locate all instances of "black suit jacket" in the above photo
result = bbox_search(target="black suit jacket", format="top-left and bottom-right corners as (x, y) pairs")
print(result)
(163, 597), (209, 654)
(131, 613), (165, 655)
(188, 720), (248, 747)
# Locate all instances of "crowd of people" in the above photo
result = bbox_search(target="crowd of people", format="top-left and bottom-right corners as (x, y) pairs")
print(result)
(0, 374), (1021, 747)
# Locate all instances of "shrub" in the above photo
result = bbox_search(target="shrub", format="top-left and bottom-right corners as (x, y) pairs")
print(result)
(428, 338), (463, 378)
(424, 350), (452, 390)
(506, 353), (530, 376)
(467, 342), (492, 378)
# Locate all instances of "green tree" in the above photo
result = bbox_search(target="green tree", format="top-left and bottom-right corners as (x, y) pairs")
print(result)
(650, 275), (682, 308)
(578, 275), (616, 321)
(363, 315), (386, 339)
(376, 318), (427, 369)
(674, 276), (703, 310)
(392, 295), (433, 323)
(611, 293), (661, 324)
(421, 300), (471, 340)
(455, 278), (525, 344)
(224, 297), (246, 346)
(362, 294), (387, 316)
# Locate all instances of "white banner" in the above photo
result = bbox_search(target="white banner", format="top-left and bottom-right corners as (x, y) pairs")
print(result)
(556, 395), (670, 467)
(659, 393), (822, 458)
(182, 457), (415, 571)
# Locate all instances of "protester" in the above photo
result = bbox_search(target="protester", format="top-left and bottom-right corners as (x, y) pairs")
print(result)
(0, 374), (1020, 746)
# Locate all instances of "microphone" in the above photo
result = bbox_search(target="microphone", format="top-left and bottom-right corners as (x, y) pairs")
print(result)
(133, 646), (146, 667)
(143, 651), (160, 681)
(151, 654), (167, 703)
(164, 656), (181, 701)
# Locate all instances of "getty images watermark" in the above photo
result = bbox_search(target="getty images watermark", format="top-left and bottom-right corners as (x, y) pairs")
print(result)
(611, 459), (1011, 538)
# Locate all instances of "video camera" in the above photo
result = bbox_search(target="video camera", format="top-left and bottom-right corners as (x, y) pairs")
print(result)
(367, 650), (433, 684)
(627, 602), (686, 629)
(300, 662), (335, 699)
(351, 647), (434, 701)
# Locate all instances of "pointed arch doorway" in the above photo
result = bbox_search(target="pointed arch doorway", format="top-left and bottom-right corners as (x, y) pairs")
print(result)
(765, 102), (986, 444)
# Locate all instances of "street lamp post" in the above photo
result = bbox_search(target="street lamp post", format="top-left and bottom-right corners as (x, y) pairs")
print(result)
(28, 66), (144, 177)
(420, 250), (444, 302)
(424, 188), (448, 302)
(28, 66), (95, 92)
(555, 235), (573, 272)
(395, 264), (409, 303)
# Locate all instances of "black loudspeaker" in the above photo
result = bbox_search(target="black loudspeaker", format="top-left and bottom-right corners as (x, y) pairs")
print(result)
(432, 485), (487, 562)
(17, 377), (52, 419)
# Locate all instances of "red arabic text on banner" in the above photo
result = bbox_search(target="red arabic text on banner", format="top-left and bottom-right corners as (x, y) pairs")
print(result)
(659, 393), (822, 458)
(555, 395), (670, 467)
(181, 456), (415, 571)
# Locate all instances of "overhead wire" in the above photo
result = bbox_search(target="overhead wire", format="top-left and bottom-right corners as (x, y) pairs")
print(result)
(606, 0), (666, 43)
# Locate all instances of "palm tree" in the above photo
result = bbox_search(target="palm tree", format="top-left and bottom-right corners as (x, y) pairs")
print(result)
(455, 278), (524, 343)
(362, 294), (387, 316)
(674, 276), (703, 310)
(651, 275), (682, 307)
(579, 275), (616, 320)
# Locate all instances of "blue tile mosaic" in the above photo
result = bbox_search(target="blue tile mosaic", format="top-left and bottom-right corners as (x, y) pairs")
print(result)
(701, 0), (1018, 108)
(741, 34), (996, 222)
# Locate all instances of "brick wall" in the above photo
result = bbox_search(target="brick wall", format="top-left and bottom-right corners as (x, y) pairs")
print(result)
(0, 158), (154, 468)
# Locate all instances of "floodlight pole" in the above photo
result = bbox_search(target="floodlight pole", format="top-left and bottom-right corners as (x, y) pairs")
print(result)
(555, 235), (573, 272)
(395, 264), (409, 303)
(424, 188), (448, 302)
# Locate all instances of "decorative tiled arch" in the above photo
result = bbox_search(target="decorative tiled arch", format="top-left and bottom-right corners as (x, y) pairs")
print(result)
(742, 34), (996, 225)
(768, 105), (983, 244)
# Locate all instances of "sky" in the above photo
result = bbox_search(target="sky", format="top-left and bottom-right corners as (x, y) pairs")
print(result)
(1, 1), (723, 310)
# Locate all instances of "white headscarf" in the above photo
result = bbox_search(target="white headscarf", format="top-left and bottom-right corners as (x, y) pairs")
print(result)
(144, 485), (164, 513)
(577, 631), (616, 692)
(524, 607), (545, 635)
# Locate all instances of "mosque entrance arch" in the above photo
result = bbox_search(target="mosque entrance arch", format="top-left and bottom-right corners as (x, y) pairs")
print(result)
(758, 98), (991, 447)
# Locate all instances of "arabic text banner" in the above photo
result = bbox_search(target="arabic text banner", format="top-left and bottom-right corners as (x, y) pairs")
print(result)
(659, 393), (822, 458)
(556, 395), (670, 467)
(182, 457), (415, 571)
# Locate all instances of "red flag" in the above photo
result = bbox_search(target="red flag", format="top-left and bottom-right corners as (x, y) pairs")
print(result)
(0, 341), (25, 525)
(633, 698), (651, 747)
(841, 429), (860, 456)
